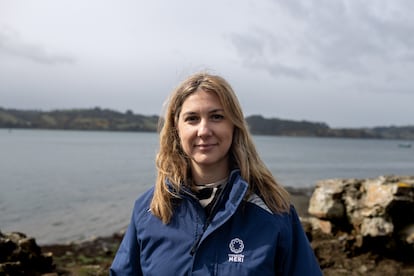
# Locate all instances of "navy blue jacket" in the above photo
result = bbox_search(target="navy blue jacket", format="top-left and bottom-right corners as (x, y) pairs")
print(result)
(111, 170), (322, 275)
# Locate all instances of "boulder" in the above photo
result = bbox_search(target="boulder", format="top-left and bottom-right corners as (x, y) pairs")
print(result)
(307, 175), (414, 256)
(308, 179), (345, 220)
(0, 231), (55, 275)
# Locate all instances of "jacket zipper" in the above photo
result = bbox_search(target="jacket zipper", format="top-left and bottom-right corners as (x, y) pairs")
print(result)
(189, 182), (229, 255)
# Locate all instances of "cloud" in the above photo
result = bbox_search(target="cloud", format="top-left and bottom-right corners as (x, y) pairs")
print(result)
(228, 0), (414, 83)
(298, 0), (414, 71)
(0, 27), (75, 65)
(227, 30), (316, 79)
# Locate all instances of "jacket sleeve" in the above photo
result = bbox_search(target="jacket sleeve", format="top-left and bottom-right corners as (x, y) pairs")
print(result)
(281, 206), (322, 276)
(110, 205), (143, 276)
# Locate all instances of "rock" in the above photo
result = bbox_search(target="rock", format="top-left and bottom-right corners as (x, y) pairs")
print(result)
(400, 224), (414, 245)
(301, 217), (333, 235)
(0, 231), (55, 275)
(308, 179), (345, 219)
(360, 217), (394, 237)
(306, 175), (414, 261)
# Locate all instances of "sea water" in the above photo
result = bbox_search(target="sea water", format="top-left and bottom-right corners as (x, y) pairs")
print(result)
(1, 129), (413, 244)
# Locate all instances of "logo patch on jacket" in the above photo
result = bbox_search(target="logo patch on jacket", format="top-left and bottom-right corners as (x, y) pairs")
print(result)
(228, 238), (244, 263)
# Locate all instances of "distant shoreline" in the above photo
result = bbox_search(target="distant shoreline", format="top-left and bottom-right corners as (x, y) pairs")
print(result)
(1, 107), (414, 140)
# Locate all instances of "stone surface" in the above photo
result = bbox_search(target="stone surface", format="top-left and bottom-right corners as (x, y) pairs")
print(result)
(400, 224), (414, 244)
(307, 175), (414, 260)
(308, 179), (345, 219)
(304, 176), (414, 275)
(0, 231), (55, 275)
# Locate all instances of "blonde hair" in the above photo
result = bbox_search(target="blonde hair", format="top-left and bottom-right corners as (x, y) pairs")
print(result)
(150, 72), (290, 223)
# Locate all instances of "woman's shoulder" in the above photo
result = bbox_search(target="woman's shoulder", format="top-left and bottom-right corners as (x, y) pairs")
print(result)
(131, 187), (155, 215)
(245, 194), (299, 222)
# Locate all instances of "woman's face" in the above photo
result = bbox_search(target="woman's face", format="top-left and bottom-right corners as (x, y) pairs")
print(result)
(177, 89), (234, 175)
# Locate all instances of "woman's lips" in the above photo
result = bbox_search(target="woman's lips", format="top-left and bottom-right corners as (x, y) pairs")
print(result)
(195, 143), (216, 150)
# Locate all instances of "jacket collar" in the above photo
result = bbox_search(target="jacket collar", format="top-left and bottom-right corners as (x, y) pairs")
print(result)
(202, 169), (248, 237)
(165, 169), (246, 199)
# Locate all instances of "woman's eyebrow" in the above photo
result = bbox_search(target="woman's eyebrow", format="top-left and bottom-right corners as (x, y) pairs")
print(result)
(181, 108), (224, 116)
(209, 108), (224, 113)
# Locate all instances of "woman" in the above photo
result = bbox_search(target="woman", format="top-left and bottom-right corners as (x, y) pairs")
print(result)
(110, 72), (322, 275)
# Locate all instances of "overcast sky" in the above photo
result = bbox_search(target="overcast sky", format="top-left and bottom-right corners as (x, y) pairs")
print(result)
(1, 0), (413, 128)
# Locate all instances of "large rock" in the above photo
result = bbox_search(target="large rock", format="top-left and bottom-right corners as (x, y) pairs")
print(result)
(308, 179), (345, 219)
(307, 175), (414, 252)
(303, 175), (414, 274)
(0, 231), (55, 275)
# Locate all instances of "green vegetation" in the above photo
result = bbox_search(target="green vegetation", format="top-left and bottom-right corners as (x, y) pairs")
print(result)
(1, 107), (414, 140)
(245, 115), (414, 140)
(0, 107), (158, 132)
(41, 234), (122, 275)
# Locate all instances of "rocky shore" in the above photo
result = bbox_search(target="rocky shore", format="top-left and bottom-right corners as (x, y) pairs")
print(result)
(1, 176), (414, 275)
(304, 175), (414, 275)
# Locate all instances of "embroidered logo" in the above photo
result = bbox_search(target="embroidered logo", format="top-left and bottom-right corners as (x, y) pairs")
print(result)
(228, 238), (244, 263)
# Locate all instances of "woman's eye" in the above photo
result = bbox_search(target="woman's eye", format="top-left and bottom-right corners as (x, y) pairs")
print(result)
(185, 116), (199, 122)
(211, 114), (224, 121)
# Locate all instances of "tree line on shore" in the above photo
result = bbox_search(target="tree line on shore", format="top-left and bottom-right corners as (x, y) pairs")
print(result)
(1, 107), (414, 140)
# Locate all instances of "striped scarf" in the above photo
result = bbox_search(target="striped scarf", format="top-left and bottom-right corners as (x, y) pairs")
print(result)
(193, 177), (228, 214)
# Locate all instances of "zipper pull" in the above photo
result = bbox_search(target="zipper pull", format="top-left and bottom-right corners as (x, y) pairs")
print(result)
(190, 234), (203, 255)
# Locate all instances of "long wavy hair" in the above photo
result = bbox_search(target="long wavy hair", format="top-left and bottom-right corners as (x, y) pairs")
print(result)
(150, 72), (290, 223)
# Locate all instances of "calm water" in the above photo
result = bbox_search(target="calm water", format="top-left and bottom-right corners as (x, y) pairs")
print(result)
(1, 129), (413, 244)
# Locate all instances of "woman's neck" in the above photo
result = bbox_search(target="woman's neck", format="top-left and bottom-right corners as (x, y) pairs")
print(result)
(190, 164), (229, 186)
(194, 176), (228, 187)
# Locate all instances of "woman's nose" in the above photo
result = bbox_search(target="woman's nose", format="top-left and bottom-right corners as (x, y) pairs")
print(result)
(197, 119), (212, 137)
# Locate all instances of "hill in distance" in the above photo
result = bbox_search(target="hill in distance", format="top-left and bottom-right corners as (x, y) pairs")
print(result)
(1, 107), (413, 140)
